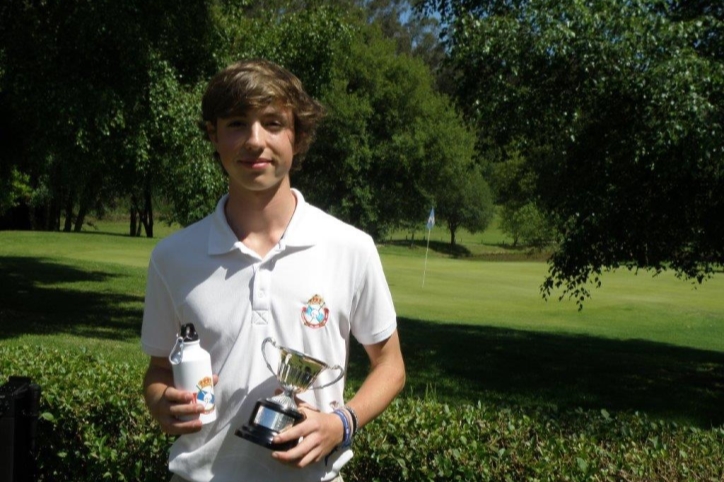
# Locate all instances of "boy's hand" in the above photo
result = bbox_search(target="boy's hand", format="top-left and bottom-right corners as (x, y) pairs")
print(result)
(150, 385), (208, 435)
(144, 358), (218, 435)
(270, 402), (344, 468)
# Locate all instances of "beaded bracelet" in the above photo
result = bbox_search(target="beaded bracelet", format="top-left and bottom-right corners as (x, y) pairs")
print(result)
(344, 404), (359, 436)
(332, 408), (352, 448)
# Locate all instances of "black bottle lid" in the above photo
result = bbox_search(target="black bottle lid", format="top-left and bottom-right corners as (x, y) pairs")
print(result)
(180, 323), (199, 342)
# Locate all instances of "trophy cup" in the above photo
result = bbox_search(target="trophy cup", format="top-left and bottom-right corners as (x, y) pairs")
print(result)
(236, 337), (345, 451)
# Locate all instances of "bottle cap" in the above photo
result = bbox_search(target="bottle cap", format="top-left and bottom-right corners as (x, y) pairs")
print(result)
(180, 323), (200, 342)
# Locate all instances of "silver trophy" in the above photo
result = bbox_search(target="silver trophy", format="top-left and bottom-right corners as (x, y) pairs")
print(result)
(236, 337), (345, 450)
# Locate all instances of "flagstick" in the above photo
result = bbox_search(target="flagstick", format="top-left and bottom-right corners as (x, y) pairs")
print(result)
(422, 227), (431, 287)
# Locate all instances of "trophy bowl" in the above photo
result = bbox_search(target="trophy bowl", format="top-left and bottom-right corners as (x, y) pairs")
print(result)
(236, 337), (344, 450)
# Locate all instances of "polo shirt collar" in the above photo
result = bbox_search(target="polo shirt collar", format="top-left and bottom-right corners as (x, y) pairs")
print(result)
(207, 189), (319, 256)
(281, 189), (318, 249)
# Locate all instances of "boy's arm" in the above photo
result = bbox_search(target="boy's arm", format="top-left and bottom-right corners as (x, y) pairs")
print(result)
(143, 356), (209, 435)
(271, 329), (405, 467)
(341, 329), (406, 429)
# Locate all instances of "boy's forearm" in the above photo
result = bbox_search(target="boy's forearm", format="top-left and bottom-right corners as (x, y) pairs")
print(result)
(143, 358), (174, 414)
(347, 330), (405, 429)
(268, 330), (404, 468)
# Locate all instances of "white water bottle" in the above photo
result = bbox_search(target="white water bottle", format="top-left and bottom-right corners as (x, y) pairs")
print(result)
(168, 323), (217, 424)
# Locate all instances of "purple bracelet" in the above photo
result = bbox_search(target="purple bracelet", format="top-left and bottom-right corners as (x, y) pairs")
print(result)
(333, 408), (352, 448)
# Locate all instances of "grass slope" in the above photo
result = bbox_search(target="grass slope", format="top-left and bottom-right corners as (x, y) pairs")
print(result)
(1, 225), (723, 427)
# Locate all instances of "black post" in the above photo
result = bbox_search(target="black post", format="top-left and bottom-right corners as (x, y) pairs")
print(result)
(0, 377), (41, 482)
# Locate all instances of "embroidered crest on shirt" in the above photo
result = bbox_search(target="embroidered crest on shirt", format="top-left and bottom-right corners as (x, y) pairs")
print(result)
(301, 294), (329, 328)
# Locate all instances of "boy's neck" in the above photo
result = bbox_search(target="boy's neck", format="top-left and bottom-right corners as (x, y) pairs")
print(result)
(224, 181), (297, 257)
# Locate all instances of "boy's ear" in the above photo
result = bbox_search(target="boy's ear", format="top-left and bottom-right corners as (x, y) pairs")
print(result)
(206, 121), (218, 144)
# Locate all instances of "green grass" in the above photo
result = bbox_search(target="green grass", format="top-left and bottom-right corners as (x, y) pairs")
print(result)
(0, 228), (154, 363)
(2, 224), (724, 427)
(350, 250), (724, 426)
(383, 253), (724, 351)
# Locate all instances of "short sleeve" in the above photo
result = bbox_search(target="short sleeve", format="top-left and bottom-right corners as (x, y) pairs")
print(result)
(141, 255), (180, 357)
(349, 241), (397, 346)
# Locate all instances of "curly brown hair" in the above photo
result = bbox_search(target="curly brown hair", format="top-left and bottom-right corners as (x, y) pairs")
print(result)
(199, 59), (326, 169)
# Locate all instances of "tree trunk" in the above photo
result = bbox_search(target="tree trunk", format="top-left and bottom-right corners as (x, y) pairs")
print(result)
(130, 194), (143, 237)
(73, 179), (99, 232)
(52, 199), (61, 231)
(73, 199), (89, 232)
(130, 205), (137, 237)
(143, 186), (154, 238)
(33, 198), (57, 231)
(63, 194), (74, 232)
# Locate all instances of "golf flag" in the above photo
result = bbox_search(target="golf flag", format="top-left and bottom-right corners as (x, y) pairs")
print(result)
(422, 207), (434, 288)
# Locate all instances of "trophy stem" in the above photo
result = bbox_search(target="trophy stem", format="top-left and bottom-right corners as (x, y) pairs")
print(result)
(269, 389), (297, 411)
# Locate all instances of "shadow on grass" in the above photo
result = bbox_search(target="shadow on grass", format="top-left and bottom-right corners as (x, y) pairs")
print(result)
(387, 239), (472, 257)
(74, 230), (137, 238)
(348, 317), (724, 428)
(0, 256), (143, 341)
(385, 239), (551, 261)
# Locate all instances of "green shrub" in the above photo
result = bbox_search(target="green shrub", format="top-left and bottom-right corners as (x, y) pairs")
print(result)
(2, 345), (723, 481)
(0, 345), (173, 481)
(349, 400), (724, 481)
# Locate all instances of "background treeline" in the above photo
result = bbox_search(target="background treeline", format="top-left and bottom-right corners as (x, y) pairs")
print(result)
(0, 0), (492, 245)
(1, 0), (722, 299)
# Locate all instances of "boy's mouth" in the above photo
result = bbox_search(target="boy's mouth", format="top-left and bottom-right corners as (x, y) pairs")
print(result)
(239, 158), (272, 168)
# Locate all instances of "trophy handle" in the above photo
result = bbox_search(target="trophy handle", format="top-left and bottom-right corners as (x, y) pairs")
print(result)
(309, 364), (345, 391)
(261, 337), (278, 378)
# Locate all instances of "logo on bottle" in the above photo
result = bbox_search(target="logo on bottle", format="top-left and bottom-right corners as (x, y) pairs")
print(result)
(196, 376), (215, 414)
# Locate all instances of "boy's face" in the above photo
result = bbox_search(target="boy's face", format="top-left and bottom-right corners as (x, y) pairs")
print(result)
(207, 103), (297, 195)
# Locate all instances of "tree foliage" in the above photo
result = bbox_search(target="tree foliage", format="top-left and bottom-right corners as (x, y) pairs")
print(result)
(1, 0), (485, 244)
(0, 0), (220, 235)
(215, 3), (482, 240)
(303, 20), (485, 240)
(422, 0), (724, 303)
(435, 165), (494, 246)
(492, 147), (554, 248)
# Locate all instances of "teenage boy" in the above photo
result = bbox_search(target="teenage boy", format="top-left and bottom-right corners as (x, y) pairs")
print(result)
(141, 59), (405, 482)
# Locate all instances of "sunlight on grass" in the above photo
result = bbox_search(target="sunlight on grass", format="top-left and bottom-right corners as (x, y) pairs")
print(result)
(382, 254), (724, 352)
(3, 225), (723, 355)
(0, 230), (158, 268)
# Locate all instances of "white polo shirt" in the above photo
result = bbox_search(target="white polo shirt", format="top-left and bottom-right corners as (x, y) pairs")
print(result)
(141, 189), (397, 482)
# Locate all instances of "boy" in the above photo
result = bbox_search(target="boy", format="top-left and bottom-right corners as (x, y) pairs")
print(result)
(141, 59), (405, 482)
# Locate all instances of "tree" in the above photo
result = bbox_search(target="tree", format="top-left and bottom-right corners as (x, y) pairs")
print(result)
(0, 0), (219, 235)
(498, 202), (554, 249)
(435, 165), (494, 246)
(0, 92), (32, 228)
(299, 19), (441, 239)
(421, 0), (724, 304)
(217, 3), (480, 240)
(492, 147), (554, 248)
(1, 0), (484, 239)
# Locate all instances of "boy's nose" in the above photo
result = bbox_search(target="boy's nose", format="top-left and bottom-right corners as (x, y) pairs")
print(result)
(244, 122), (264, 148)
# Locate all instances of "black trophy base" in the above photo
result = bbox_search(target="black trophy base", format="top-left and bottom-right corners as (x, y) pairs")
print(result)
(236, 399), (304, 451)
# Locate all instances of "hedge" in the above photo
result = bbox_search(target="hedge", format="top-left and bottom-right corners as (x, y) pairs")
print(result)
(2, 345), (723, 481)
